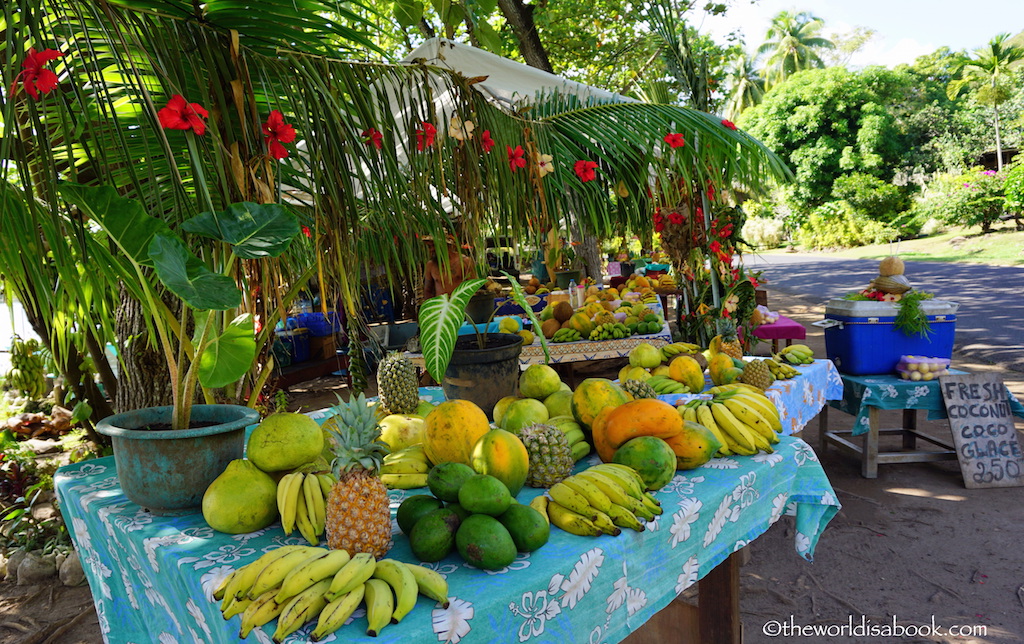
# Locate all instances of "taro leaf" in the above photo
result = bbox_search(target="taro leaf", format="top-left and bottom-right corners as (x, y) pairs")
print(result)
(474, 19), (502, 53)
(500, 270), (550, 364)
(148, 233), (241, 310)
(181, 202), (299, 259)
(198, 313), (256, 388)
(418, 278), (488, 383)
(59, 183), (171, 267)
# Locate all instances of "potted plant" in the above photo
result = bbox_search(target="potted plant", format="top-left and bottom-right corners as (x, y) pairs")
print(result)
(60, 184), (300, 514)
(418, 272), (550, 417)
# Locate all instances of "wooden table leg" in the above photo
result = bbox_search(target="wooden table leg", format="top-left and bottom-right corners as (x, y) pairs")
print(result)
(699, 550), (741, 644)
(771, 339), (779, 354)
(863, 406), (880, 478)
(818, 406), (829, 454)
(902, 409), (917, 449)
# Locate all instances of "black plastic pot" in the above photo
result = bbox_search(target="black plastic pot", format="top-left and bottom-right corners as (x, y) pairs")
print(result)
(442, 333), (524, 419)
(465, 292), (496, 325)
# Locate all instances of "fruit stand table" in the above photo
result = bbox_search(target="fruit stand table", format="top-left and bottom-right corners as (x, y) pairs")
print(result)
(751, 316), (807, 354)
(56, 435), (839, 644)
(819, 372), (1024, 478)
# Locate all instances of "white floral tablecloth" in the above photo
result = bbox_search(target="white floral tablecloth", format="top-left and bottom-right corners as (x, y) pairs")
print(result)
(56, 436), (838, 644)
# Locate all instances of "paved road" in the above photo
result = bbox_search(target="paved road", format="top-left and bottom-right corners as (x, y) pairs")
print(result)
(744, 253), (1024, 372)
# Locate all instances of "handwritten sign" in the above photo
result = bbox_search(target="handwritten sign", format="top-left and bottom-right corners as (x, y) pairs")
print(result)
(940, 373), (1024, 489)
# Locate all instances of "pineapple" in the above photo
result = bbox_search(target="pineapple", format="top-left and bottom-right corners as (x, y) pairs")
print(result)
(376, 352), (419, 415)
(520, 423), (575, 488)
(622, 379), (658, 399)
(739, 359), (775, 391)
(322, 393), (393, 558)
(715, 319), (743, 360)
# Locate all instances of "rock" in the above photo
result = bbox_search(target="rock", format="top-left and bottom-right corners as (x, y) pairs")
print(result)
(59, 551), (87, 587)
(17, 551), (57, 585)
(55, 552), (66, 570)
(5, 550), (27, 582)
(22, 438), (63, 455)
(949, 236), (968, 247)
(0, 554), (7, 579)
(30, 502), (59, 522)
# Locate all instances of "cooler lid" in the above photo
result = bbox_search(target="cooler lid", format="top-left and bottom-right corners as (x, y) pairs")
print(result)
(824, 299), (959, 318)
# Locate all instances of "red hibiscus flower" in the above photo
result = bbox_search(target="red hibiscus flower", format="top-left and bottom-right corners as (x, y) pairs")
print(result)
(696, 206), (704, 219)
(574, 160), (598, 182)
(663, 132), (685, 149)
(157, 95), (209, 135)
(507, 145), (527, 172)
(301, 225), (312, 238)
(719, 251), (732, 263)
(415, 121), (436, 151)
(654, 222), (665, 233)
(721, 119), (737, 131)
(481, 130), (495, 153)
(719, 223), (734, 239)
(262, 110), (296, 160)
(652, 210), (664, 224)
(361, 127), (383, 150)
(668, 212), (684, 225)
(709, 240), (722, 254)
(706, 182), (716, 200)
(17, 48), (63, 100)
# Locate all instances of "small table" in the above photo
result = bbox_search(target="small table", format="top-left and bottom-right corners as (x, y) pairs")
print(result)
(752, 316), (807, 354)
(819, 372), (1024, 478)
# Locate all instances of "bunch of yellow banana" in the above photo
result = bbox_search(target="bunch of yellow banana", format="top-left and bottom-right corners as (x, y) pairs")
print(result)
(538, 464), (662, 537)
(660, 341), (701, 361)
(765, 357), (800, 379)
(774, 344), (814, 365)
(278, 471), (336, 545)
(212, 546), (449, 641)
(680, 384), (781, 457)
(380, 444), (431, 489)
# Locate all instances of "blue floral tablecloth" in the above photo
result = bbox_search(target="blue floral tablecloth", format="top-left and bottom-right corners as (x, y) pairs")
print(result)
(830, 372), (1024, 436)
(57, 437), (838, 644)
(762, 360), (844, 436)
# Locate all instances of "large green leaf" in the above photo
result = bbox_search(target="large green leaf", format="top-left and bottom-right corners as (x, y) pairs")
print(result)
(198, 313), (256, 388)
(58, 183), (171, 267)
(393, 0), (424, 28)
(181, 202), (299, 258)
(418, 278), (488, 383)
(148, 233), (241, 310)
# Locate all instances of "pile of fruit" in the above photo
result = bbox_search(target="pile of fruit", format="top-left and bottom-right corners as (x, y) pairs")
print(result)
(896, 355), (950, 380)
(773, 344), (815, 366)
(536, 464), (662, 536)
(214, 545), (449, 640)
(679, 384), (781, 456)
(533, 283), (666, 342)
(4, 336), (48, 400)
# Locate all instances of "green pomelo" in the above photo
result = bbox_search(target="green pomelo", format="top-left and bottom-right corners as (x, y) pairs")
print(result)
(427, 461), (477, 503)
(543, 390), (575, 419)
(501, 398), (549, 434)
(397, 494), (445, 535)
(519, 364), (563, 400)
(497, 503), (550, 553)
(455, 514), (517, 570)
(458, 474), (513, 516)
(247, 412), (324, 472)
(202, 459), (279, 534)
(492, 395), (520, 427)
(410, 508), (461, 562)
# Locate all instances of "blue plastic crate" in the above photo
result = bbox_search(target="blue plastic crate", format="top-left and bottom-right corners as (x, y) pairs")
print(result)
(822, 300), (958, 375)
(296, 312), (342, 337)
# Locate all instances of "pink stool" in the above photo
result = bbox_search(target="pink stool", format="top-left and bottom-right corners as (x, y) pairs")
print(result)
(752, 315), (806, 353)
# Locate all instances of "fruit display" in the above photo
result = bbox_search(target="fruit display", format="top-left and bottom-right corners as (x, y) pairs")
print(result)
(707, 352), (744, 386)
(709, 319), (743, 359)
(379, 444), (431, 489)
(275, 470), (337, 544)
(518, 422), (575, 487)
(570, 378), (632, 431)
(679, 384), (781, 457)
(538, 463), (662, 536)
(376, 352), (420, 415)
(320, 393), (393, 558)
(896, 355), (950, 380)
(4, 336), (47, 399)
(738, 358), (775, 390)
(765, 357), (800, 380)
(212, 545), (449, 640)
(469, 428), (530, 496)
(774, 343), (815, 365)
(422, 399), (491, 466)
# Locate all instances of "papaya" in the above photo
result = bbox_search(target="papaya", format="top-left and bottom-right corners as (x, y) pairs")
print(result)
(570, 378), (631, 431)
(592, 398), (683, 462)
(470, 429), (530, 496)
(423, 400), (492, 466)
(707, 352), (736, 386)
(567, 312), (595, 338)
(662, 421), (723, 470)
(612, 436), (677, 490)
(668, 355), (705, 393)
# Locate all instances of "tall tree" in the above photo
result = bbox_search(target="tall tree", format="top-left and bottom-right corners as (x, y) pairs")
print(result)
(947, 33), (1024, 170)
(723, 52), (764, 120)
(757, 11), (833, 88)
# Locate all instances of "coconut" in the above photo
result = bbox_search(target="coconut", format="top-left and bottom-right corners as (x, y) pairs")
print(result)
(878, 256), (905, 277)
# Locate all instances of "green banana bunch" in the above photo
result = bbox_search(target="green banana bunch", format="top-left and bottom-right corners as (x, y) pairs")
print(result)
(589, 322), (631, 340)
(551, 328), (582, 343)
(380, 444), (431, 488)
(644, 375), (689, 395)
(775, 344), (814, 365)
(548, 416), (591, 461)
(765, 357), (800, 379)
(5, 336), (47, 399)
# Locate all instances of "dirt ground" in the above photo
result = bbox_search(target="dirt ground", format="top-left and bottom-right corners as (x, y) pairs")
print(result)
(3, 289), (1022, 644)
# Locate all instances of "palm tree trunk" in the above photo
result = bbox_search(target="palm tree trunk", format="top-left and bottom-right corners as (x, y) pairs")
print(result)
(114, 284), (175, 412)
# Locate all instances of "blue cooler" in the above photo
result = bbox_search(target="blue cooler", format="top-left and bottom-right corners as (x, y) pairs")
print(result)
(820, 299), (958, 375)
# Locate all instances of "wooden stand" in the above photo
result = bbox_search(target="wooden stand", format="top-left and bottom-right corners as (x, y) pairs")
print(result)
(271, 353), (349, 390)
(621, 551), (741, 644)
(819, 406), (957, 478)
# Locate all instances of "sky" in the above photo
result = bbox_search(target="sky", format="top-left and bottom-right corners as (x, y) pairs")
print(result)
(698, 0), (1024, 68)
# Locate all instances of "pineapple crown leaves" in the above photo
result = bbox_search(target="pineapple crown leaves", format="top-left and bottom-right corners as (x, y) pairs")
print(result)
(323, 392), (390, 476)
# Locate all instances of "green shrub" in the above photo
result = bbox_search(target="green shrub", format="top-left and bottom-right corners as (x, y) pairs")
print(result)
(741, 216), (786, 249)
(796, 201), (898, 248)
(1003, 162), (1024, 229)
(831, 172), (910, 221)
(916, 167), (1005, 232)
